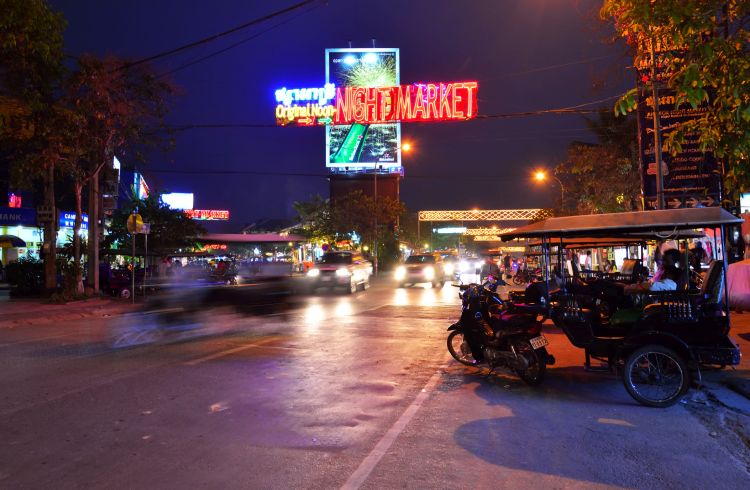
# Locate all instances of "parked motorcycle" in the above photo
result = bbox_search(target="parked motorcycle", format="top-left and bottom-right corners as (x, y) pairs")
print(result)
(447, 276), (554, 385)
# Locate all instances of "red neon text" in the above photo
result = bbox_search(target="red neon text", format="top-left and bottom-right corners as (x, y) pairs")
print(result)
(334, 82), (477, 125)
(185, 210), (230, 220)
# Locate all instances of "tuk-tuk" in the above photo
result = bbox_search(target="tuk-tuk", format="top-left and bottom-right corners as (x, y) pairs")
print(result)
(500, 207), (742, 407)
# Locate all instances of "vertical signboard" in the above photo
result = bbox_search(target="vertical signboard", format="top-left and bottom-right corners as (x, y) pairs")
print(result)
(636, 38), (720, 209)
(325, 48), (401, 171)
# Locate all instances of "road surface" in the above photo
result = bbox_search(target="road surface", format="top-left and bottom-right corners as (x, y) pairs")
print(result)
(0, 279), (748, 489)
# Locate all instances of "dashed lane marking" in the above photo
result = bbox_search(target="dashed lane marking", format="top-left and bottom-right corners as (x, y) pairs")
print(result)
(340, 353), (450, 490)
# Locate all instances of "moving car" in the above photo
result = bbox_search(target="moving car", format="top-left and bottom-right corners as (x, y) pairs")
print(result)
(307, 251), (372, 293)
(394, 253), (450, 288)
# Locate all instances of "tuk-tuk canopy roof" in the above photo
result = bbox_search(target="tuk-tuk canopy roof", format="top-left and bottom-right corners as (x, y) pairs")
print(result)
(501, 207), (742, 241)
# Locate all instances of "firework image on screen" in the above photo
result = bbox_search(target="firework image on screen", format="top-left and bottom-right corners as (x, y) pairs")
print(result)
(325, 48), (401, 170)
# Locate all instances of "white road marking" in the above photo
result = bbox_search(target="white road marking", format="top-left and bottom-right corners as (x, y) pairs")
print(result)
(340, 354), (450, 490)
(0, 332), (80, 348)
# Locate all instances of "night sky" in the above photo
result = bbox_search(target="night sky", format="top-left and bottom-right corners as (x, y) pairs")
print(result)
(50, 0), (633, 229)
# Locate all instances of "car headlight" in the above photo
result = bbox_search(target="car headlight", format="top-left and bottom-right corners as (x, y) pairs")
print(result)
(475, 260), (484, 269)
(394, 266), (406, 281)
(443, 263), (454, 275)
(335, 267), (351, 277)
(307, 268), (320, 277)
(424, 266), (435, 280)
(459, 260), (469, 272)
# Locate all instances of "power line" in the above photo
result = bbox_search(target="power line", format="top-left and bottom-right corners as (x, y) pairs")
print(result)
(481, 54), (620, 82)
(157, 4), (323, 79)
(140, 167), (542, 183)
(118, 0), (320, 71)
(162, 96), (620, 133)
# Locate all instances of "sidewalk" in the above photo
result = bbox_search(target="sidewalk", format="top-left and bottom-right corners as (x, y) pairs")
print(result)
(706, 310), (750, 401)
(0, 292), (137, 329)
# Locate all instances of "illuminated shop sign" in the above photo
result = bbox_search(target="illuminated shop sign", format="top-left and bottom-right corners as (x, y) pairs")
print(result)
(275, 83), (336, 126)
(334, 82), (477, 124)
(185, 209), (229, 220)
(59, 211), (89, 230)
(274, 81), (478, 125)
(200, 243), (228, 251)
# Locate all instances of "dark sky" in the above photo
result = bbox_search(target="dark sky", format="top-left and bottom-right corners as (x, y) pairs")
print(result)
(50, 0), (632, 229)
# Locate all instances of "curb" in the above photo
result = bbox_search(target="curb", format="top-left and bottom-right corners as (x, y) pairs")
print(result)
(0, 303), (135, 329)
(724, 378), (750, 402)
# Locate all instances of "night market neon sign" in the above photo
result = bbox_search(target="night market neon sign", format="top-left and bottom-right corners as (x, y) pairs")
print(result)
(274, 81), (478, 126)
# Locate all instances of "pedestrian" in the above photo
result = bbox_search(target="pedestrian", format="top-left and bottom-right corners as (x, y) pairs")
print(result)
(503, 253), (511, 278)
(584, 251), (592, 271)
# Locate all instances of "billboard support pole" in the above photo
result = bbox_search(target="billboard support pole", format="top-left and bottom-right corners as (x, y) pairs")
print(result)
(373, 168), (378, 276)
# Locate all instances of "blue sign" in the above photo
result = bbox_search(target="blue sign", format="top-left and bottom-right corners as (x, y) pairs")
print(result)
(59, 211), (88, 230)
(0, 206), (37, 226)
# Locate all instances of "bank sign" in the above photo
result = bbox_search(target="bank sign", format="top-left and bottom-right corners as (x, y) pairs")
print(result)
(59, 211), (89, 230)
(0, 206), (36, 226)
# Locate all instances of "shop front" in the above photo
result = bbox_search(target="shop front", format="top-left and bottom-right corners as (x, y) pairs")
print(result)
(0, 206), (41, 265)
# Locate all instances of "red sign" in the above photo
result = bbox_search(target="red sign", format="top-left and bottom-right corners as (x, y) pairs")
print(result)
(200, 243), (228, 251)
(8, 193), (21, 208)
(334, 81), (477, 125)
(185, 209), (230, 220)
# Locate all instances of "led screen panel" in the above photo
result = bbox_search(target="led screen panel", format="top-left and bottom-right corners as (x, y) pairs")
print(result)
(325, 48), (401, 170)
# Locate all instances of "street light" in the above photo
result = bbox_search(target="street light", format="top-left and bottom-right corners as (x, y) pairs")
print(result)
(533, 169), (565, 206)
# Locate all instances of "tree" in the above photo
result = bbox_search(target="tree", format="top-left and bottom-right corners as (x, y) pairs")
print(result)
(601, 0), (750, 193)
(556, 111), (641, 214)
(103, 192), (205, 254)
(63, 55), (174, 292)
(293, 194), (335, 244)
(293, 191), (405, 266)
(0, 0), (67, 294)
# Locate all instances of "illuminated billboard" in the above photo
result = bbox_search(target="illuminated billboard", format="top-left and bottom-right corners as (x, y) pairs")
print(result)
(325, 48), (401, 170)
(185, 209), (229, 220)
(162, 192), (194, 210)
(334, 82), (477, 124)
(134, 172), (149, 199)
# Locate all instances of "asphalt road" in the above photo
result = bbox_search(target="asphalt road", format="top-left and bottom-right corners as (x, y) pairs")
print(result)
(0, 279), (748, 489)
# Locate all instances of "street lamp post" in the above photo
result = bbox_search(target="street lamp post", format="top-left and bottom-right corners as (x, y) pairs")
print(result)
(534, 170), (565, 208)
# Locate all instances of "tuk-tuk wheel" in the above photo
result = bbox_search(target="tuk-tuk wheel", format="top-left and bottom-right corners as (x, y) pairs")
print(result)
(623, 345), (690, 408)
(120, 288), (131, 300)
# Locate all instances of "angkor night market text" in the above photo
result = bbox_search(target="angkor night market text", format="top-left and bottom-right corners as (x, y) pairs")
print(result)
(334, 82), (478, 124)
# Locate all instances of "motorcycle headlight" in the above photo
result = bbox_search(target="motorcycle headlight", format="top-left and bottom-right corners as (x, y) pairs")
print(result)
(307, 268), (320, 277)
(335, 267), (351, 277)
(424, 266), (435, 280)
(475, 260), (484, 269)
(394, 266), (406, 280)
(459, 260), (469, 272)
(443, 263), (454, 275)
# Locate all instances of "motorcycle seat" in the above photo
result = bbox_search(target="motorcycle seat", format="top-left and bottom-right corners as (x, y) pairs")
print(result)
(493, 311), (536, 333)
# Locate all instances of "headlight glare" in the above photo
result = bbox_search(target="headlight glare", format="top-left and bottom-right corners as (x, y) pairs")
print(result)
(424, 266), (435, 280)
(335, 267), (351, 277)
(307, 268), (320, 277)
(394, 266), (406, 280)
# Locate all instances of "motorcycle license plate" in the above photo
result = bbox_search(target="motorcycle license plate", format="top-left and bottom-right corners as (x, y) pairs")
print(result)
(529, 335), (548, 350)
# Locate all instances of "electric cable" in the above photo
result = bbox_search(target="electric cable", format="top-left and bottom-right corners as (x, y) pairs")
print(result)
(117, 0), (320, 71)
(157, 3), (323, 79)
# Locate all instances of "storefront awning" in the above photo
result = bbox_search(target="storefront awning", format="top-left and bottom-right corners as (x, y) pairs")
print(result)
(0, 235), (26, 248)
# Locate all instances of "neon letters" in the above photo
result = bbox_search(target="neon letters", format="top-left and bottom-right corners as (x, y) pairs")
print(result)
(274, 81), (478, 126)
(334, 82), (478, 124)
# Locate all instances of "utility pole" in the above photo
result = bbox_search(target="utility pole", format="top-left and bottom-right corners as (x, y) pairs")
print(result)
(43, 165), (56, 294)
(87, 171), (100, 293)
(650, 35), (666, 210)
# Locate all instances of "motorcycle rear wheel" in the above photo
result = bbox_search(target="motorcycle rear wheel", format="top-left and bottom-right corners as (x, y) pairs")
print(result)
(447, 331), (478, 366)
(515, 340), (546, 385)
(512, 275), (524, 286)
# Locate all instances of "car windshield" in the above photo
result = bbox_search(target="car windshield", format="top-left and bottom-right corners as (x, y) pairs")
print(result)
(319, 253), (352, 265)
(405, 255), (435, 264)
